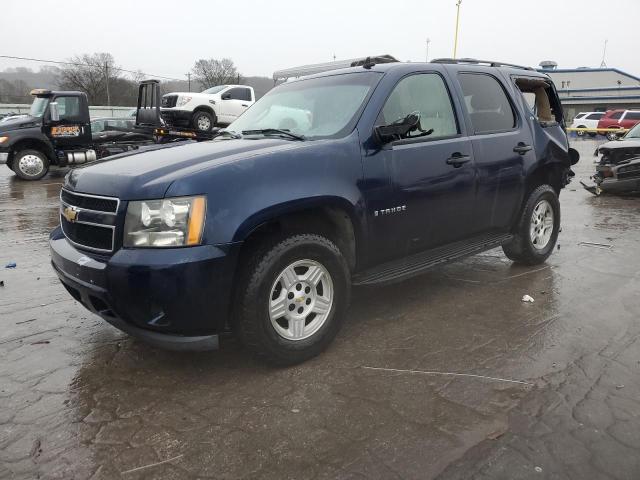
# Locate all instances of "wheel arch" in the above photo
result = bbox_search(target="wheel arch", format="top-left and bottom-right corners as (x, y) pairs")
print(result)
(192, 105), (216, 118)
(7, 138), (55, 167)
(233, 196), (365, 273)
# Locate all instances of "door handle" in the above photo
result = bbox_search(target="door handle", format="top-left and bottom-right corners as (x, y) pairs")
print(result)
(446, 153), (471, 167)
(241, 104), (248, 107)
(513, 143), (532, 155)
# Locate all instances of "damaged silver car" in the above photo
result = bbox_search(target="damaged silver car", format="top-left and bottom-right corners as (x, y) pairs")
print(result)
(582, 124), (640, 195)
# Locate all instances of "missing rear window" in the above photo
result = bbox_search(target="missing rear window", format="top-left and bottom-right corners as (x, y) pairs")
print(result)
(514, 77), (562, 127)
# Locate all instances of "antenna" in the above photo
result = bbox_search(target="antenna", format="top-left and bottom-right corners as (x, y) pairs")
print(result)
(600, 39), (608, 68)
(426, 38), (431, 62)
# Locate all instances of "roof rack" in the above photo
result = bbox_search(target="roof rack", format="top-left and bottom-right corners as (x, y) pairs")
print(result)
(430, 58), (535, 71)
(272, 54), (399, 82)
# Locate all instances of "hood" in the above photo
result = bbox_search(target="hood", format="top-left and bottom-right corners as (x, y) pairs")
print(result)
(0, 115), (41, 132)
(65, 138), (306, 200)
(598, 139), (640, 164)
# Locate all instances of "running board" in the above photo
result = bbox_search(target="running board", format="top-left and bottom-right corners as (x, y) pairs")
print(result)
(352, 232), (513, 286)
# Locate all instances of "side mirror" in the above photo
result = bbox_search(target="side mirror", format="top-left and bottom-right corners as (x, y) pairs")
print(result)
(374, 112), (428, 144)
(221, 92), (231, 100)
(49, 102), (60, 122)
(568, 147), (580, 165)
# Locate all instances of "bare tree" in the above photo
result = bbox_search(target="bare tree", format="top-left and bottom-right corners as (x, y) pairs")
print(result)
(57, 53), (119, 105)
(192, 58), (239, 89)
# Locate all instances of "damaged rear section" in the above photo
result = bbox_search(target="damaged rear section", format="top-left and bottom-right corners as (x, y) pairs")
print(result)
(513, 76), (579, 192)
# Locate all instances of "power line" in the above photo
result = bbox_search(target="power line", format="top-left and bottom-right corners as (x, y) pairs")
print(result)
(0, 54), (186, 82)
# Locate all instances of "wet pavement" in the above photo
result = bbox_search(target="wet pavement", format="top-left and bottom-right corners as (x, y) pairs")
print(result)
(1, 139), (639, 479)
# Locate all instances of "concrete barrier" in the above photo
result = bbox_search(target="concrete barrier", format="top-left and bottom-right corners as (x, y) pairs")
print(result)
(0, 104), (135, 119)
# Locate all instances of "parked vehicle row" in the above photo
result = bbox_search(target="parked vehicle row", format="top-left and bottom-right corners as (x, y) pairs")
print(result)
(50, 58), (578, 364)
(570, 109), (640, 140)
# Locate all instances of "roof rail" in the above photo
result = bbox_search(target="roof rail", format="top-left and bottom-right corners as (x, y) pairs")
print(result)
(430, 58), (535, 71)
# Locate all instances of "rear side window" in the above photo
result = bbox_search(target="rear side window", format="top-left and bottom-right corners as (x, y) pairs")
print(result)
(586, 113), (604, 120)
(514, 77), (562, 126)
(609, 111), (623, 119)
(377, 73), (459, 140)
(624, 111), (640, 120)
(227, 88), (252, 101)
(458, 73), (516, 134)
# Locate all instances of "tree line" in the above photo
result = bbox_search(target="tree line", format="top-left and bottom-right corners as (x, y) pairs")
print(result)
(0, 52), (244, 106)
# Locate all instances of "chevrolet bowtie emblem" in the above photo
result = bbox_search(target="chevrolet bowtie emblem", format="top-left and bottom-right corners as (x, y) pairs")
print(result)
(62, 206), (79, 223)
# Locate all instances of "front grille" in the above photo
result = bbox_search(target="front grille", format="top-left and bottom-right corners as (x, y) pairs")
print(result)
(61, 217), (114, 251)
(162, 95), (178, 108)
(61, 189), (118, 214)
(60, 189), (118, 252)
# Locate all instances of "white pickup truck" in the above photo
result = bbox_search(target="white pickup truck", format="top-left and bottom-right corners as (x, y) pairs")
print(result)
(160, 84), (255, 132)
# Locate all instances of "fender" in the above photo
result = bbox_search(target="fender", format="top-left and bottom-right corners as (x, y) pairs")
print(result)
(3, 127), (55, 162)
(234, 195), (368, 265)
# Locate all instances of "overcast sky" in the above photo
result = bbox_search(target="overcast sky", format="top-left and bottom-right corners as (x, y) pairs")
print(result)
(3, 0), (640, 80)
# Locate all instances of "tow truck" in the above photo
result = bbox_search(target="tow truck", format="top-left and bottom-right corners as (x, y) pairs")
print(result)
(0, 83), (218, 181)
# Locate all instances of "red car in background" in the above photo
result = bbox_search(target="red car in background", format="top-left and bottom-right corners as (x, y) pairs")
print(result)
(597, 109), (640, 140)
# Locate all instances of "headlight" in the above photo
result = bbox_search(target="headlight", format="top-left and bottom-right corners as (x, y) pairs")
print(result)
(124, 196), (206, 247)
(0, 136), (8, 144)
(176, 96), (192, 107)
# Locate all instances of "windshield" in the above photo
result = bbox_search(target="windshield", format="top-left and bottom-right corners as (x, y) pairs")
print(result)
(625, 123), (640, 139)
(202, 85), (228, 94)
(228, 72), (380, 139)
(29, 97), (49, 117)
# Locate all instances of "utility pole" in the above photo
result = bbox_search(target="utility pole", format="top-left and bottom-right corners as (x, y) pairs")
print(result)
(453, 0), (462, 59)
(186, 72), (191, 92)
(426, 38), (431, 62)
(104, 61), (111, 107)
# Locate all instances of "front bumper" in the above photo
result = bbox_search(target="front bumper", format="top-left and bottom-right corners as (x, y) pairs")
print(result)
(160, 109), (192, 127)
(601, 176), (640, 193)
(0, 151), (8, 165)
(50, 226), (240, 351)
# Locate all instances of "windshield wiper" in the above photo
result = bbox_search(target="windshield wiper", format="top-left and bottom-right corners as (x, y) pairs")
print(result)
(212, 129), (242, 139)
(241, 128), (305, 141)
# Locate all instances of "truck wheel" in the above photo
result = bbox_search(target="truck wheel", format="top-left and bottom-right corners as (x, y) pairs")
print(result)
(12, 149), (50, 181)
(191, 111), (215, 132)
(502, 185), (560, 265)
(235, 234), (351, 365)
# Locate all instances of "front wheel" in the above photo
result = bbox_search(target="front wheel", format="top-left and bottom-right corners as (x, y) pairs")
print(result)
(235, 234), (351, 365)
(502, 184), (560, 265)
(12, 149), (50, 181)
(575, 126), (586, 137)
(191, 111), (215, 132)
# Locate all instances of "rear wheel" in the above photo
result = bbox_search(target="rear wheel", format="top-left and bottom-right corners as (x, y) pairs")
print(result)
(606, 129), (621, 141)
(502, 184), (560, 265)
(235, 234), (350, 365)
(575, 125), (586, 137)
(12, 149), (49, 181)
(191, 111), (215, 132)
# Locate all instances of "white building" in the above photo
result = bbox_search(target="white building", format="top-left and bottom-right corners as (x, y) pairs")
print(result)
(539, 62), (640, 119)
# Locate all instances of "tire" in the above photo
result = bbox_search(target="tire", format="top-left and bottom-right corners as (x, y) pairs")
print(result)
(235, 233), (351, 365)
(12, 149), (50, 181)
(191, 111), (215, 132)
(606, 131), (619, 141)
(502, 184), (560, 265)
(575, 126), (586, 137)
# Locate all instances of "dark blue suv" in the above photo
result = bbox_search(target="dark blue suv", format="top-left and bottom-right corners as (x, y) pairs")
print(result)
(50, 58), (577, 364)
